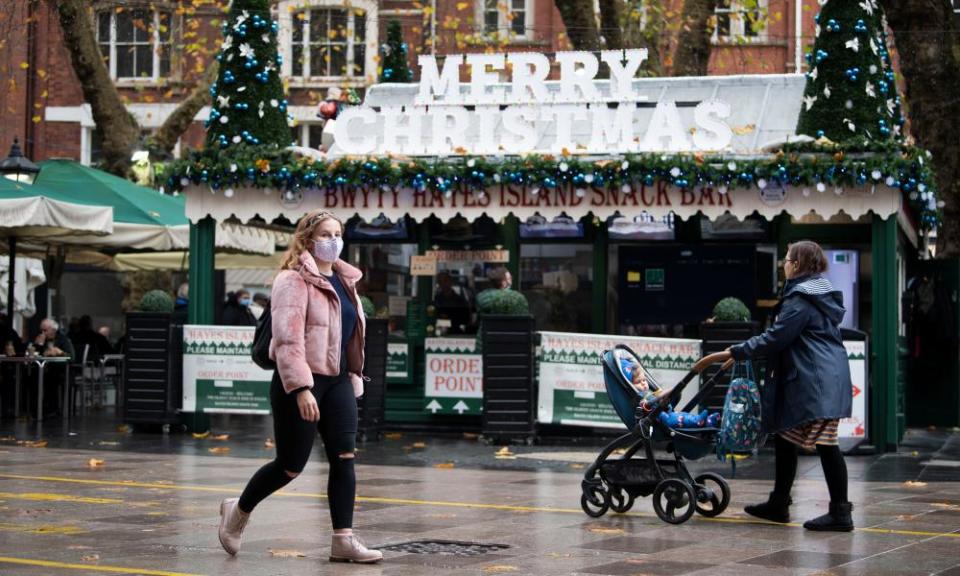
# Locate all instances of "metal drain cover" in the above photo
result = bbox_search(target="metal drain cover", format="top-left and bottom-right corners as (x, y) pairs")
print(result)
(378, 540), (509, 556)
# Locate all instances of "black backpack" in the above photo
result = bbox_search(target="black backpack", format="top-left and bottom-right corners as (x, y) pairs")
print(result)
(251, 303), (276, 371)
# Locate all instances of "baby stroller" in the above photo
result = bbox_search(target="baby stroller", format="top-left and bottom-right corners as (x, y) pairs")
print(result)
(580, 345), (734, 524)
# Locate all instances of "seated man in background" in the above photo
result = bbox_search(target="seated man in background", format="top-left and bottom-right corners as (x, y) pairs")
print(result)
(30, 318), (74, 417)
(70, 315), (113, 361)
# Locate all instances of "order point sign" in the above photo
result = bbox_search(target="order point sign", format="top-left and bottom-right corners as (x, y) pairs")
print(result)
(423, 337), (483, 415)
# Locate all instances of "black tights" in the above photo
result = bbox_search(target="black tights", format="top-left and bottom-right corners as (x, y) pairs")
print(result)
(238, 372), (358, 529)
(773, 435), (848, 503)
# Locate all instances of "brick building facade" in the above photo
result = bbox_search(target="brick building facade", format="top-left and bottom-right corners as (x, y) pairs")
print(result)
(0, 0), (820, 167)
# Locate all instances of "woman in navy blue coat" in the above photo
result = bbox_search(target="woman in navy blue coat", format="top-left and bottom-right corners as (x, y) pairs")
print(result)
(721, 240), (854, 531)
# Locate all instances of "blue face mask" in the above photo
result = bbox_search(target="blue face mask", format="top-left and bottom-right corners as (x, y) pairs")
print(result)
(239, 298), (252, 307)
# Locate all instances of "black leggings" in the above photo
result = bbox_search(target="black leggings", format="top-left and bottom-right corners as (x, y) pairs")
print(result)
(773, 434), (848, 503)
(238, 372), (358, 529)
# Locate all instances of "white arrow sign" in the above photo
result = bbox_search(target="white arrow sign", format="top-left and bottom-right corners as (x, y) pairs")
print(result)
(426, 400), (443, 414)
(453, 400), (469, 414)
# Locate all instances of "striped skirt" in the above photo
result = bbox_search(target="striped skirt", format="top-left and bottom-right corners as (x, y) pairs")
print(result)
(779, 419), (840, 450)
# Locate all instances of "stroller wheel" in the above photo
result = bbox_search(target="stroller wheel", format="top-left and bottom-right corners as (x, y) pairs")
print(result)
(608, 486), (635, 514)
(580, 486), (609, 518)
(693, 473), (731, 517)
(652, 478), (696, 524)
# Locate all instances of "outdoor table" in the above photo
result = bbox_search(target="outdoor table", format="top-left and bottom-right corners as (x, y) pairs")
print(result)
(0, 355), (72, 422)
(98, 354), (125, 410)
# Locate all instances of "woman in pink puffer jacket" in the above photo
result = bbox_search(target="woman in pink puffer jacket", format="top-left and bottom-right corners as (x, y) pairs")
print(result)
(218, 210), (382, 564)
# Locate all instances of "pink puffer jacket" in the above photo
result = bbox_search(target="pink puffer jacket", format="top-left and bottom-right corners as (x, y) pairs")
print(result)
(269, 251), (366, 396)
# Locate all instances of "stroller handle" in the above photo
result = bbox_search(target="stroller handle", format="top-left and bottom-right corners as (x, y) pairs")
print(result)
(692, 351), (734, 374)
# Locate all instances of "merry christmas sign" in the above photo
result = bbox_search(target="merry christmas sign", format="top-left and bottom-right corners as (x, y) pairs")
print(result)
(334, 50), (734, 156)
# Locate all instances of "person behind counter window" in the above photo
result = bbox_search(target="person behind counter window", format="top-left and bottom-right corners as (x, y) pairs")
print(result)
(217, 209), (381, 564)
(222, 290), (258, 327)
(433, 271), (471, 334)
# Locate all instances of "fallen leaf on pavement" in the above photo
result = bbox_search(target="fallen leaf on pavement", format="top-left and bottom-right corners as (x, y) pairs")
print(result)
(588, 527), (624, 535)
(569, 463), (585, 470)
(433, 462), (455, 469)
(19, 440), (47, 448)
(81, 554), (100, 563)
(482, 565), (518, 574)
(211, 434), (230, 441)
(384, 432), (403, 440)
(268, 548), (306, 558)
(264, 438), (275, 448)
(208, 447), (231, 454)
(192, 431), (211, 439)
(904, 481), (927, 488)
(495, 447), (514, 456)
(88, 459), (105, 468)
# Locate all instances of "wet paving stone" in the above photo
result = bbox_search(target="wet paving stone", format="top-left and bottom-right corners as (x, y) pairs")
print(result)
(739, 549), (864, 569)
(0, 421), (958, 575)
(582, 558), (713, 575)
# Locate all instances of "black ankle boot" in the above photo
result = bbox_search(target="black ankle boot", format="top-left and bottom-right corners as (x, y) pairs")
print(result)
(744, 491), (791, 523)
(803, 501), (854, 532)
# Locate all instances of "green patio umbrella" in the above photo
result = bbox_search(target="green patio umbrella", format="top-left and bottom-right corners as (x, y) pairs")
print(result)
(34, 159), (276, 255)
(0, 176), (113, 320)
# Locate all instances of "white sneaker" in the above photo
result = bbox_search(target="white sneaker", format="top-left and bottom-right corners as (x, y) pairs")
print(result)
(330, 533), (383, 563)
(218, 498), (249, 555)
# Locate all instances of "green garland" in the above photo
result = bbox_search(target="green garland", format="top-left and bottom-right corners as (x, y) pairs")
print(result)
(165, 144), (940, 229)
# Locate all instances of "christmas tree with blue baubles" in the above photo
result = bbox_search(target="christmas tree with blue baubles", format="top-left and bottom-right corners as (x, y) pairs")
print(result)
(379, 20), (412, 83)
(205, 0), (291, 149)
(796, 0), (905, 143)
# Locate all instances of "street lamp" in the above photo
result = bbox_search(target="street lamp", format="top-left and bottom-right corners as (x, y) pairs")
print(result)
(0, 137), (41, 184)
(1, 137), (41, 325)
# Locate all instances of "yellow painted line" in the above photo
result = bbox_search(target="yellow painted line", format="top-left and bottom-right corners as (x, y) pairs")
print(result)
(2, 473), (959, 539)
(0, 556), (202, 576)
(0, 523), (87, 535)
(0, 491), (122, 505)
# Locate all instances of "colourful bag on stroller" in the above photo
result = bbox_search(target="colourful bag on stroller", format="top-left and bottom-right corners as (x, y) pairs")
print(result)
(716, 360), (762, 464)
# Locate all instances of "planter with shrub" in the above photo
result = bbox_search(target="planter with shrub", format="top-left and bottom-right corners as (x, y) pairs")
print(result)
(700, 297), (760, 412)
(478, 289), (536, 444)
(122, 289), (185, 428)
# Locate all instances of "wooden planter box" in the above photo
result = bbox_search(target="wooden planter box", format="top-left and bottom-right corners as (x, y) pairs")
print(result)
(481, 315), (536, 444)
(122, 312), (184, 426)
(358, 318), (388, 441)
(699, 321), (760, 412)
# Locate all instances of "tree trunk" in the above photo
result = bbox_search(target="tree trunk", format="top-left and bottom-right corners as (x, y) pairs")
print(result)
(148, 62), (219, 158)
(553, 0), (601, 51)
(598, 0), (624, 50)
(881, 0), (960, 257)
(53, 0), (140, 176)
(672, 0), (719, 76)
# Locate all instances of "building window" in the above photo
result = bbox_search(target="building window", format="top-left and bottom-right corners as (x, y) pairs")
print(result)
(290, 8), (366, 78)
(713, 0), (767, 42)
(97, 7), (172, 81)
(479, 0), (531, 38)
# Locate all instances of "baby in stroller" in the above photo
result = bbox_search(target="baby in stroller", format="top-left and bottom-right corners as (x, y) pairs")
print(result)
(579, 345), (733, 524)
(619, 356), (720, 429)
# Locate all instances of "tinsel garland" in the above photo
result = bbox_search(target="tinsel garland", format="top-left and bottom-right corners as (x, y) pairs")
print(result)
(165, 144), (940, 228)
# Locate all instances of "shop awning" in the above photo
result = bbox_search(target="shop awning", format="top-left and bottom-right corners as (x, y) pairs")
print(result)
(179, 74), (924, 226)
(35, 160), (284, 255)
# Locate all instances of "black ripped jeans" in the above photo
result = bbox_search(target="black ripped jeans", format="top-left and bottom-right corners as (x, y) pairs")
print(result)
(238, 372), (358, 529)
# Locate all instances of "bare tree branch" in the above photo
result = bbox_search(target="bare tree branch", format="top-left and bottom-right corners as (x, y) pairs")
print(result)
(673, 0), (718, 77)
(52, 0), (140, 176)
(148, 61), (219, 157)
(881, 0), (960, 257)
(598, 0), (624, 50)
(553, 0), (602, 51)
